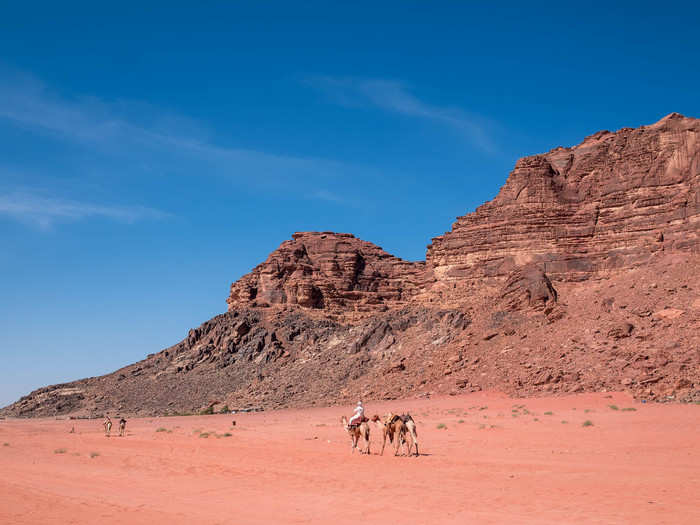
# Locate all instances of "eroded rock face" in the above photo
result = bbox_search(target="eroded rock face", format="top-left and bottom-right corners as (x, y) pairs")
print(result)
(427, 113), (700, 283)
(227, 232), (426, 313)
(500, 265), (557, 311)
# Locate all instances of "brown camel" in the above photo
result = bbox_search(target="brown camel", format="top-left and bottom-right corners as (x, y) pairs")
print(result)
(374, 413), (419, 456)
(340, 416), (371, 454)
(118, 418), (127, 437)
(374, 413), (407, 456)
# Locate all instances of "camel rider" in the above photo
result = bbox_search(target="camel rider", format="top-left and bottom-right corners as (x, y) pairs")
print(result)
(348, 400), (364, 426)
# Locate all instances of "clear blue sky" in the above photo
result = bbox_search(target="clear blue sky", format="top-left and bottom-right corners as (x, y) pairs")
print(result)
(1, 2), (698, 406)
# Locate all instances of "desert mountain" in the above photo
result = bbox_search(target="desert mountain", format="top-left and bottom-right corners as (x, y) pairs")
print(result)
(3, 113), (698, 417)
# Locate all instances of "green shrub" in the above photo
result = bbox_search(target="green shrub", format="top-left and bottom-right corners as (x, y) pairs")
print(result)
(200, 406), (215, 415)
(582, 420), (594, 427)
(155, 427), (168, 432)
(436, 423), (447, 430)
(608, 405), (619, 411)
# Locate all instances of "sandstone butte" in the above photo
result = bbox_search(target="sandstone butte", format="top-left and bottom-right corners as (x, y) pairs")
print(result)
(3, 113), (699, 418)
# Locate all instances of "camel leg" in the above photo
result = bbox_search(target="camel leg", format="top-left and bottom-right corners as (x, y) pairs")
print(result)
(410, 430), (419, 456)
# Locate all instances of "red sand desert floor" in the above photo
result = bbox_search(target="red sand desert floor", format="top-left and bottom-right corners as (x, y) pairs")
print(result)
(1, 392), (699, 524)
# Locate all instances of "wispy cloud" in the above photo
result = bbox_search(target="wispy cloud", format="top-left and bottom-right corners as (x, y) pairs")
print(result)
(0, 190), (170, 229)
(305, 76), (495, 152)
(0, 71), (355, 184)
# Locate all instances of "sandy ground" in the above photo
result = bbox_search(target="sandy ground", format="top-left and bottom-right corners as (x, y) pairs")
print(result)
(1, 392), (699, 524)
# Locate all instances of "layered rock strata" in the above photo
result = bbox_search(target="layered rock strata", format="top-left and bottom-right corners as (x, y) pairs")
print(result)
(427, 113), (700, 283)
(227, 232), (426, 313)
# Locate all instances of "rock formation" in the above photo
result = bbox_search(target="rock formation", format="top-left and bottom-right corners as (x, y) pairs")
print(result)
(427, 112), (699, 283)
(227, 231), (426, 314)
(2, 113), (699, 418)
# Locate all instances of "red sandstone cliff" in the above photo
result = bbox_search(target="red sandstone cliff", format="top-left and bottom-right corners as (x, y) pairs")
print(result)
(427, 112), (699, 284)
(3, 113), (699, 418)
(227, 231), (426, 313)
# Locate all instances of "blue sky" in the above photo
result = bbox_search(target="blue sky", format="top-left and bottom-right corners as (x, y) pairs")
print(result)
(1, 2), (698, 406)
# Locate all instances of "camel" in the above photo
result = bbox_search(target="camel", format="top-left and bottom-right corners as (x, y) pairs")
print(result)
(340, 415), (371, 454)
(118, 418), (127, 437)
(373, 413), (406, 456)
(374, 413), (419, 456)
(103, 416), (112, 437)
(402, 413), (419, 456)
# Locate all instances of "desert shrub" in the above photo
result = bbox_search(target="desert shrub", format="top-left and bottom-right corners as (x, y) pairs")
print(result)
(90, 452), (100, 458)
(582, 420), (594, 427)
(621, 407), (637, 412)
(436, 423), (447, 429)
(54, 448), (67, 454)
(199, 432), (210, 438)
(200, 406), (214, 415)
(544, 411), (553, 415)
(155, 427), (168, 432)
(219, 405), (230, 414)
(608, 405), (619, 410)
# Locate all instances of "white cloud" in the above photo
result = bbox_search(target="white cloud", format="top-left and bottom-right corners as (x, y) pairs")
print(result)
(0, 72), (354, 183)
(305, 76), (495, 152)
(0, 191), (170, 229)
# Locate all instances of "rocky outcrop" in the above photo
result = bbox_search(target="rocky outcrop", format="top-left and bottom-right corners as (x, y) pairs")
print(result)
(427, 113), (700, 283)
(227, 232), (426, 313)
(3, 114), (700, 418)
(499, 265), (558, 311)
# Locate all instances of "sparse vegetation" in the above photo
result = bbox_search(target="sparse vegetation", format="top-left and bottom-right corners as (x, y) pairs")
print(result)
(584, 409), (593, 414)
(222, 432), (232, 437)
(608, 405), (619, 410)
(2, 442), (9, 447)
(621, 407), (637, 412)
(54, 448), (67, 454)
(544, 411), (553, 416)
(219, 405), (230, 414)
(561, 420), (568, 424)
(155, 427), (168, 432)
(199, 432), (210, 438)
(436, 423), (447, 429)
(458, 419), (465, 424)
(90, 452), (100, 458)
(582, 420), (594, 427)
(200, 406), (215, 416)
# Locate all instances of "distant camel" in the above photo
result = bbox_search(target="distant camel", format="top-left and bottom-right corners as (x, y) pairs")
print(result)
(375, 413), (419, 456)
(374, 413), (406, 456)
(402, 414), (419, 456)
(103, 416), (112, 437)
(341, 415), (371, 454)
(118, 418), (127, 437)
